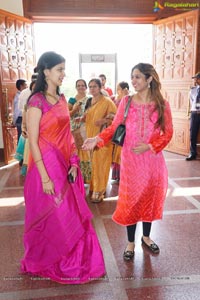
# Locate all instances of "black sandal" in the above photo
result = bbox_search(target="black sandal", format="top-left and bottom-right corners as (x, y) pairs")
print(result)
(123, 250), (134, 261)
(141, 237), (160, 254)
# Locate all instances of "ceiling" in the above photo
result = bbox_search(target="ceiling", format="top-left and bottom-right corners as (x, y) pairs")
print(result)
(23, 0), (199, 23)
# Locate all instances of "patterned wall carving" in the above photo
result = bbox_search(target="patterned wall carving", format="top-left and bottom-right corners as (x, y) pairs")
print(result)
(153, 10), (199, 155)
(0, 12), (34, 83)
(0, 9), (35, 163)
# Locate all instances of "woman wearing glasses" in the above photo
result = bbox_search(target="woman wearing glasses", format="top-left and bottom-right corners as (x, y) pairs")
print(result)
(85, 78), (117, 203)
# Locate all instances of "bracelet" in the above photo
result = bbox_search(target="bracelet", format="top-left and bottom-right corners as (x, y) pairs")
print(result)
(35, 159), (43, 164)
(42, 178), (50, 184)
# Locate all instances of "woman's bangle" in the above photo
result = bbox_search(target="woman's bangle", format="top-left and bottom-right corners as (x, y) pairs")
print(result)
(42, 178), (50, 184)
(35, 159), (43, 164)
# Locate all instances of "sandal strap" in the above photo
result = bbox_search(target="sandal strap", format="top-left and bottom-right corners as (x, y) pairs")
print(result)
(124, 250), (134, 255)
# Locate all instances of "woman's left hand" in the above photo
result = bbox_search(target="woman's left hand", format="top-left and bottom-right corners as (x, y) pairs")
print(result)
(132, 143), (150, 154)
(68, 165), (78, 181)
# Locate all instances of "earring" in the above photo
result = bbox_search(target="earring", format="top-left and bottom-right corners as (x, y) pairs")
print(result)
(148, 82), (151, 89)
(45, 76), (49, 82)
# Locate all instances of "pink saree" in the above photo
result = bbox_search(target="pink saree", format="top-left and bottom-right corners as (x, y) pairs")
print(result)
(21, 93), (105, 284)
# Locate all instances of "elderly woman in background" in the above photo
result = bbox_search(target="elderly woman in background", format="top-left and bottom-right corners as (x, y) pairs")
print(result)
(68, 79), (91, 183)
(85, 78), (117, 203)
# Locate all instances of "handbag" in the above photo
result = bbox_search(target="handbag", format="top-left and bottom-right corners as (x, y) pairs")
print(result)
(72, 124), (87, 149)
(112, 96), (132, 146)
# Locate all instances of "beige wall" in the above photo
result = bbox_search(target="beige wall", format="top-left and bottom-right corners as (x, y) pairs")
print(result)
(0, 0), (23, 16)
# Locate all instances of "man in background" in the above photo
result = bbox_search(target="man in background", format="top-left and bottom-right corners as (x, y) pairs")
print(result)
(186, 72), (200, 161)
(99, 74), (113, 97)
(13, 79), (27, 143)
(18, 73), (38, 113)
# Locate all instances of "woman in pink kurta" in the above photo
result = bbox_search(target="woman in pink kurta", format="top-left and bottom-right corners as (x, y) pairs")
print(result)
(82, 63), (173, 261)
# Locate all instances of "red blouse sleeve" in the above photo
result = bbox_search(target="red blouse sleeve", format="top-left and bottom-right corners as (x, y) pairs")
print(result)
(148, 100), (173, 153)
(28, 93), (44, 110)
(97, 96), (129, 147)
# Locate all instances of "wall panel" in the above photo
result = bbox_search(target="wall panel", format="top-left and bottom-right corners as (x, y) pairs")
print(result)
(153, 10), (199, 155)
(0, 9), (35, 163)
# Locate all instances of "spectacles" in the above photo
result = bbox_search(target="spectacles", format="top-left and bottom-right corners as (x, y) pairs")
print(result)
(89, 85), (98, 89)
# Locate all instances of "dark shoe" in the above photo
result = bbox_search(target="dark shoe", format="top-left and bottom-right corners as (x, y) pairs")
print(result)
(123, 250), (134, 261)
(141, 237), (160, 254)
(185, 154), (196, 161)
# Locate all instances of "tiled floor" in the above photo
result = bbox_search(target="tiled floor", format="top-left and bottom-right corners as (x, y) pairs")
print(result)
(1, 151), (200, 300)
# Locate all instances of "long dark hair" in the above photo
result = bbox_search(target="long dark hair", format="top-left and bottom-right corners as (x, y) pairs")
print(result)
(118, 81), (129, 90)
(30, 51), (65, 100)
(131, 63), (166, 131)
(88, 78), (102, 89)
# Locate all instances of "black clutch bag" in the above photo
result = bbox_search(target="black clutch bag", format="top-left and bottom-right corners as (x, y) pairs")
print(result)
(111, 124), (126, 146)
(112, 96), (132, 146)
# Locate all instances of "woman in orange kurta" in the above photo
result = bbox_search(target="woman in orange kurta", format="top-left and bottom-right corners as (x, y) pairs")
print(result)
(82, 63), (173, 260)
(85, 78), (117, 203)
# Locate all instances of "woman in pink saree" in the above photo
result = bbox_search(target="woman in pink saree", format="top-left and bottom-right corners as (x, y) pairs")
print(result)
(21, 52), (105, 284)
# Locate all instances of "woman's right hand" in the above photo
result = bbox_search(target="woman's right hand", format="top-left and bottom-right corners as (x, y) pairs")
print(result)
(73, 102), (81, 112)
(82, 137), (98, 151)
(42, 179), (55, 195)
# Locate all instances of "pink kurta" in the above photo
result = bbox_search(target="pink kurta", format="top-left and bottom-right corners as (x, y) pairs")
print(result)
(98, 96), (173, 226)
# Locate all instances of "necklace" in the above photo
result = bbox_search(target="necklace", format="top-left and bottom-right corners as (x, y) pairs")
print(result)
(136, 93), (151, 104)
(45, 92), (59, 103)
(91, 95), (101, 105)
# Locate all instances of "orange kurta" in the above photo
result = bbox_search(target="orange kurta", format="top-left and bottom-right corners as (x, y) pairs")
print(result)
(85, 96), (117, 192)
(98, 96), (173, 226)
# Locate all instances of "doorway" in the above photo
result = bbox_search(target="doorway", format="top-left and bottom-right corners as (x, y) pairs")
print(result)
(33, 23), (153, 97)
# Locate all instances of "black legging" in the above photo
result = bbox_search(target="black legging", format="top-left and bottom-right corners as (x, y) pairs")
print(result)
(127, 222), (152, 242)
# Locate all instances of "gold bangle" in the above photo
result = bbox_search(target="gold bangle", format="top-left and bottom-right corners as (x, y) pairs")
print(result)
(42, 178), (50, 184)
(35, 159), (43, 164)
